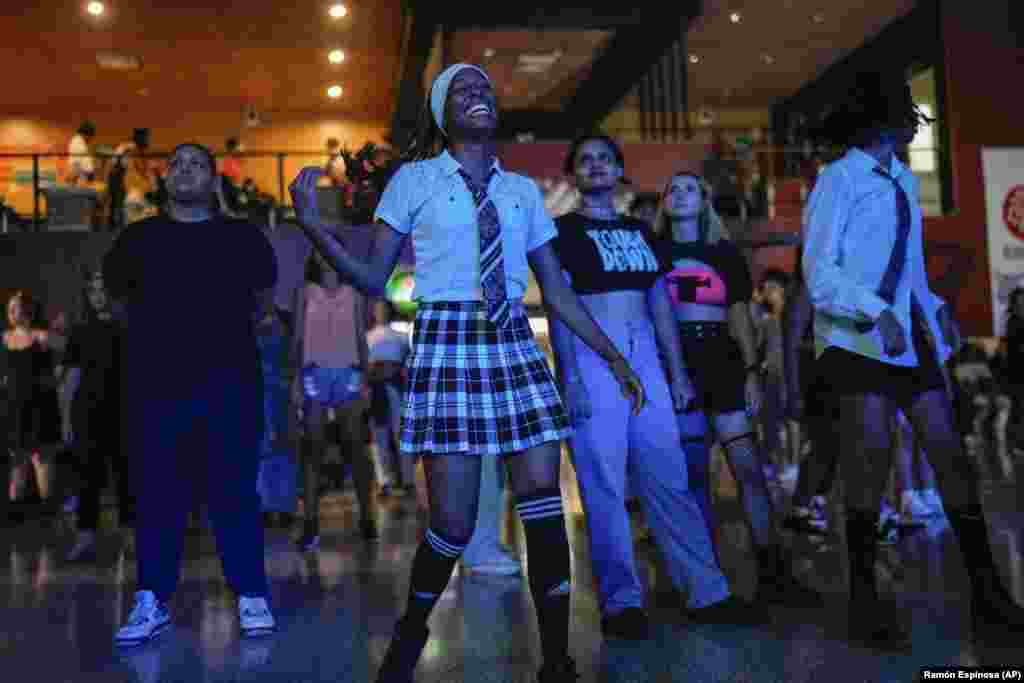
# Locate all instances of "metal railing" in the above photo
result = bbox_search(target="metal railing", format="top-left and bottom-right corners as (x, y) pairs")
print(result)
(0, 145), (858, 232)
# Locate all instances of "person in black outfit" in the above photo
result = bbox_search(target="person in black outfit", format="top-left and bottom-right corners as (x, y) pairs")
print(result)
(4, 291), (61, 514)
(103, 143), (277, 646)
(1003, 287), (1024, 439)
(64, 269), (133, 561)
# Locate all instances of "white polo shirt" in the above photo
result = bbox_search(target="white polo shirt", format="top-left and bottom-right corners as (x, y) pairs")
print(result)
(802, 148), (952, 367)
(373, 149), (557, 302)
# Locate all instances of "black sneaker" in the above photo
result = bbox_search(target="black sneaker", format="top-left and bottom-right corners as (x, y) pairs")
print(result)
(537, 655), (580, 683)
(361, 519), (379, 541)
(757, 573), (824, 608)
(687, 595), (769, 625)
(601, 607), (650, 640)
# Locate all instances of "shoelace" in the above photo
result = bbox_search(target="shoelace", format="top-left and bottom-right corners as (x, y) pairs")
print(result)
(126, 600), (158, 626)
(241, 603), (269, 618)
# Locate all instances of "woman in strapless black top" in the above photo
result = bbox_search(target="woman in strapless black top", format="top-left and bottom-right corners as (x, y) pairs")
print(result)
(3, 291), (61, 511)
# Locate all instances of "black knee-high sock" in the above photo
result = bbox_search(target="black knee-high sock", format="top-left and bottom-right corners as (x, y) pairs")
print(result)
(517, 489), (572, 666)
(845, 508), (879, 604)
(402, 528), (466, 627)
(682, 436), (715, 534)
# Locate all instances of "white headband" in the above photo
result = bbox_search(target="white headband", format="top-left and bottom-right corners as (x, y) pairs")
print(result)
(430, 63), (490, 135)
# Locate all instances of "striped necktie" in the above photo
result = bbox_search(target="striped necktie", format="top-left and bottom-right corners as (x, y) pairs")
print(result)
(458, 169), (511, 328)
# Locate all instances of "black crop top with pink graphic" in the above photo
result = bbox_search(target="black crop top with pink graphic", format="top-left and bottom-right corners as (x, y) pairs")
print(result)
(655, 239), (753, 309)
(552, 213), (663, 295)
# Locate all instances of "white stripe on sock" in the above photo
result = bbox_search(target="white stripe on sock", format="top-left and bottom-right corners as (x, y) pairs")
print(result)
(426, 528), (464, 559)
(516, 496), (563, 514)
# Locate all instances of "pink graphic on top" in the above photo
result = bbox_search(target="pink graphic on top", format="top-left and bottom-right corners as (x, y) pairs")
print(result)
(665, 267), (728, 306)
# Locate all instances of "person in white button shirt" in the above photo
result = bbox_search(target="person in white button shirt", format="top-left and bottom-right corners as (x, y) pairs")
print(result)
(289, 63), (645, 683)
(803, 70), (1024, 651)
(67, 121), (97, 186)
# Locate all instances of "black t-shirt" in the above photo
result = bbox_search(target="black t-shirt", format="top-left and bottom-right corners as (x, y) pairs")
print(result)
(102, 215), (277, 392)
(655, 238), (753, 312)
(1006, 316), (1024, 385)
(552, 213), (662, 295)
(65, 318), (122, 400)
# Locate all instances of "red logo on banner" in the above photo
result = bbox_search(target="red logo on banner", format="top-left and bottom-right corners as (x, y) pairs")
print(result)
(1005, 185), (1024, 241)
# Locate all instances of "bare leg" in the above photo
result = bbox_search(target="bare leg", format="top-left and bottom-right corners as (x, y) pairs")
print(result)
(300, 404), (328, 543)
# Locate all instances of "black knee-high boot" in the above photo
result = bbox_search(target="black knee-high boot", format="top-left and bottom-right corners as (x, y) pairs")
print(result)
(376, 528), (465, 683)
(845, 508), (911, 651)
(946, 504), (1024, 643)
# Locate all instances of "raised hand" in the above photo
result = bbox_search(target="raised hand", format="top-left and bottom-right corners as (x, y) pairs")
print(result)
(288, 167), (327, 227)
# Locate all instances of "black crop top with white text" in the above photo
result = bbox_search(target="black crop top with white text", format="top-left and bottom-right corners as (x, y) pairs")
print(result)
(654, 238), (753, 309)
(552, 213), (663, 295)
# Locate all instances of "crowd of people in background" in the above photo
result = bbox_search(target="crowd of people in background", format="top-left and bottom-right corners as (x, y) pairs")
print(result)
(1, 62), (1024, 679)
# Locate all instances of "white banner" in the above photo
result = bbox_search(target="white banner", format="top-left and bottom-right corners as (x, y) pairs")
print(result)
(982, 148), (1024, 336)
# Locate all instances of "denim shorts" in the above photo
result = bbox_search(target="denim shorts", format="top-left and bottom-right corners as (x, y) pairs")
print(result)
(302, 364), (363, 408)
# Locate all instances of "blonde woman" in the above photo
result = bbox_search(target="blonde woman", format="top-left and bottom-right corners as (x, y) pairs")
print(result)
(652, 172), (821, 607)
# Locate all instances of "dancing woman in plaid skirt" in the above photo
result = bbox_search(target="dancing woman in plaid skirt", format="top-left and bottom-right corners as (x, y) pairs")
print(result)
(289, 63), (645, 683)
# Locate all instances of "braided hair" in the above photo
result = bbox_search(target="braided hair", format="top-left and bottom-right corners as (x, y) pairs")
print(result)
(401, 102), (447, 163)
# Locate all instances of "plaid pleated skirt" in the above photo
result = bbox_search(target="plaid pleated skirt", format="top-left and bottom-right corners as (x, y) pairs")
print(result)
(399, 301), (573, 457)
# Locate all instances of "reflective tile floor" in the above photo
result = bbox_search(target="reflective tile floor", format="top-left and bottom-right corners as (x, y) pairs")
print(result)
(0, 451), (1022, 683)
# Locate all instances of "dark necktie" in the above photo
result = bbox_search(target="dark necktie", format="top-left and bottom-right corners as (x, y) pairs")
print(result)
(875, 166), (911, 305)
(855, 167), (912, 333)
(457, 169), (511, 328)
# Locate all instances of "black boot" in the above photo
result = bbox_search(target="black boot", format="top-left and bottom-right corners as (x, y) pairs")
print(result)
(845, 508), (911, 652)
(537, 655), (580, 683)
(755, 544), (824, 607)
(375, 617), (429, 683)
(947, 505), (1024, 644)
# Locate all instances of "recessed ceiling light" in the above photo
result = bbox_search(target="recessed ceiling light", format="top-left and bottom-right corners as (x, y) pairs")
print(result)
(329, 49), (345, 64)
(812, 12), (825, 24)
(762, 54), (775, 64)
(483, 48), (495, 58)
(689, 54), (700, 64)
(86, 1), (105, 16)
(729, 11), (742, 23)
(328, 4), (347, 19)
(327, 85), (343, 98)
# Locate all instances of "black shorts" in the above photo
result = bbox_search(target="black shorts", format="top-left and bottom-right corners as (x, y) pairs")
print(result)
(815, 317), (945, 406)
(680, 322), (748, 415)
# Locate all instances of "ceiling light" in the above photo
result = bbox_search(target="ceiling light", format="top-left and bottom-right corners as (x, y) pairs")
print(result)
(689, 54), (700, 64)
(328, 4), (347, 19)
(762, 54), (775, 65)
(729, 11), (742, 23)
(812, 12), (825, 24)
(96, 51), (142, 71)
(328, 49), (345, 64)
(86, 1), (104, 16)
(483, 48), (495, 58)
(327, 85), (343, 98)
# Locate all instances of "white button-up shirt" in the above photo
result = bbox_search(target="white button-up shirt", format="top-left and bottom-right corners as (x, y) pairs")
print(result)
(802, 148), (951, 366)
(373, 149), (557, 303)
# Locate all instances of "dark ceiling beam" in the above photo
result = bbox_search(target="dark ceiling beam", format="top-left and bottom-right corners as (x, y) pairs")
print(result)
(389, 2), (442, 151)
(563, 3), (702, 134)
(438, 4), (673, 31)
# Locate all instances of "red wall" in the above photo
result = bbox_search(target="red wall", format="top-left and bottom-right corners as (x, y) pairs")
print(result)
(495, 142), (710, 193)
(925, 3), (1024, 336)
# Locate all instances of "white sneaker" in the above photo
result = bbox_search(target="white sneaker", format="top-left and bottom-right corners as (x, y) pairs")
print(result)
(922, 489), (946, 517)
(239, 596), (276, 637)
(462, 549), (522, 576)
(900, 490), (932, 523)
(116, 591), (171, 647)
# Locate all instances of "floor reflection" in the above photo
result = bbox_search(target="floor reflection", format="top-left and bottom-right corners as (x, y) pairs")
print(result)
(0, 441), (1020, 682)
